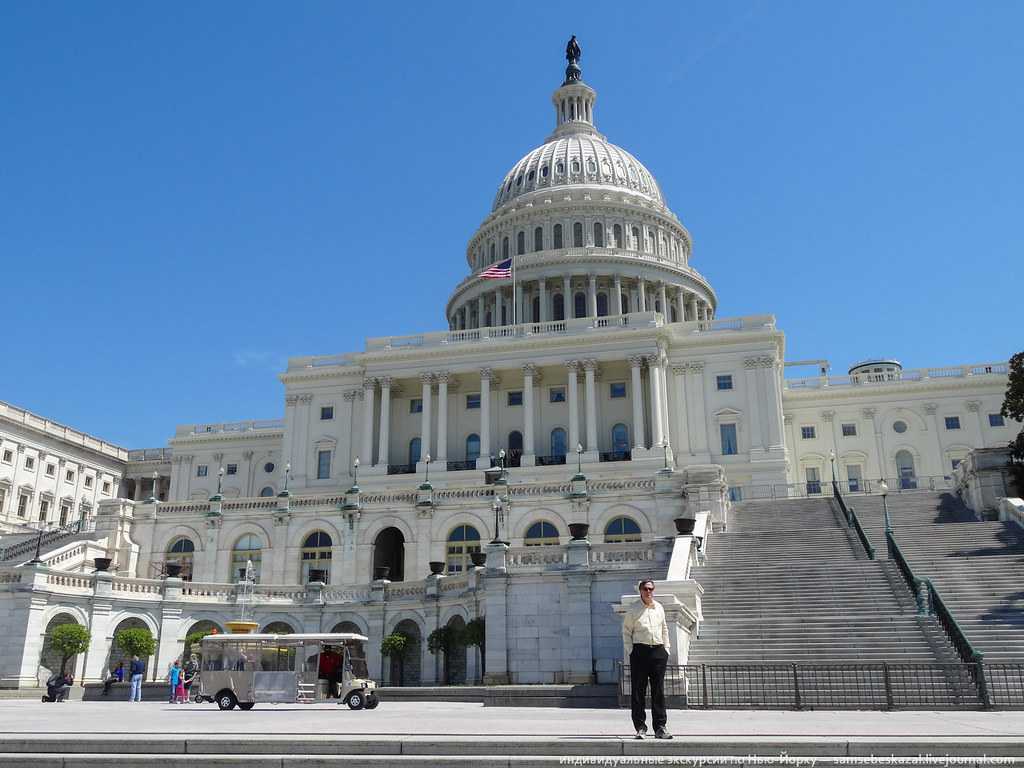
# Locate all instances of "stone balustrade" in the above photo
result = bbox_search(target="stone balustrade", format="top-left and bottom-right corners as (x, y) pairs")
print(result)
(785, 362), (1008, 390)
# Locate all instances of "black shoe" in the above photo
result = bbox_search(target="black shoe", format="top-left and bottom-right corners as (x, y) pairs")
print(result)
(654, 728), (672, 740)
(634, 726), (647, 739)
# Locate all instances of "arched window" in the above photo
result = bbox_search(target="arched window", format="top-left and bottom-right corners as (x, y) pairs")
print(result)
(553, 294), (565, 321)
(502, 237), (509, 260)
(613, 223), (622, 248)
(574, 291), (587, 318)
(508, 431), (523, 467)
(553, 223), (563, 249)
(517, 231), (525, 255)
(631, 226), (640, 250)
(259, 486), (274, 497)
(301, 530), (332, 583)
(593, 222), (604, 247)
(166, 537), (195, 580)
(231, 533), (263, 583)
(596, 292), (608, 317)
(604, 516), (641, 543)
(524, 521), (560, 546)
(670, 305), (677, 322)
(446, 524), (481, 573)
(612, 423), (629, 453)
(620, 293), (629, 314)
(550, 428), (568, 457)
(572, 222), (583, 247)
(531, 296), (540, 323)
(534, 227), (543, 251)
(409, 438), (421, 466)
(373, 527), (405, 582)
(465, 434), (481, 461)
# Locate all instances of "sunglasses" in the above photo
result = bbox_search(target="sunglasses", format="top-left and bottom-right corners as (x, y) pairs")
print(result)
(640, 586), (655, 592)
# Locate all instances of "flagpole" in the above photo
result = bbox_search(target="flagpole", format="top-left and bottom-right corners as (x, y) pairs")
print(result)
(511, 253), (517, 328)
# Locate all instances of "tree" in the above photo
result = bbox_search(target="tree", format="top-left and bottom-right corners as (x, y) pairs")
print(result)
(1002, 351), (1024, 490)
(50, 624), (90, 675)
(461, 617), (485, 678)
(185, 628), (216, 661)
(380, 631), (412, 686)
(115, 627), (157, 666)
(427, 625), (460, 684)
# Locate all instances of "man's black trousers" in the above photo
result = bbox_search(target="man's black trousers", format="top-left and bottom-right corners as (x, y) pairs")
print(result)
(629, 643), (668, 731)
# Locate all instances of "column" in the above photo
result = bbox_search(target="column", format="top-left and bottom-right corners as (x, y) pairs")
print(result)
(436, 373), (449, 463)
(629, 356), (647, 451)
(648, 356), (664, 447)
(924, 403), (944, 475)
(686, 362), (709, 457)
(675, 287), (685, 323)
(588, 274), (598, 318)
(583, 360), (599, 453)
(637, 278), (647, 312)
(420, 373), (433, 464)
(658, 361), (672, 449)
(562, 275), (572, 319)
(514, 282), (523, 325)
(492, 290), (501, 326)
(477, 295), (485, 329)
(687, 296), (696, 322)
(477, 369), (493, 469)
(378, 377), (392, 468)
(538, 279), (548, 322)
(613, 275), (623, 315)
(865, 407), (885, 479)
(522, 364), (536, 461)
(743, 358), (765, 452)
(671, 365), (691, 455)
(361, 378), (376, 467)
(658, 283), (668, 316)
(765, 360), (785, 450)
(566, 361), (581, 452)
(967, 401), (985, 449)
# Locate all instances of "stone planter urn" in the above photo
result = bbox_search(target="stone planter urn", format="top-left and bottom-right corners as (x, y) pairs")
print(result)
(373, 566), (391, 581)
(470, 552), (487, 567)
(568, 523), (590, 541)
(429, 561), (446, 575)
(673, 517), (696, 535)
(164, 563), (182, 578)
(93, 557), (112, 572)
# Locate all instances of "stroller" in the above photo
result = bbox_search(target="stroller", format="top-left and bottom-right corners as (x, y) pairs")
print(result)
(42, 672), (72, 703)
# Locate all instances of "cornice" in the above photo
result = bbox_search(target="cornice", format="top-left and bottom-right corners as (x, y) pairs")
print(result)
(782, 375), (1009, 404)
(168, 429), (284, 448)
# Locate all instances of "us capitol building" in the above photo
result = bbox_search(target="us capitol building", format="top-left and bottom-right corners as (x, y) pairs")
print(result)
(0, 42), (1016, 690)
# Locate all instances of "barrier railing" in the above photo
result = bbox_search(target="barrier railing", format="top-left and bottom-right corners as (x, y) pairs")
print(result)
(730, 475), (955, 501)
(832, 480), (875, 559)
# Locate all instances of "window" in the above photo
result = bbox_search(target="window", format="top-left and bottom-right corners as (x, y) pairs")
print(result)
(167, 537), (195, 581)
(102, 481), (111, 494)
(1, 449), (11, 464)
(264, 462), (275, 474)
(524, 521), (560, 546)
(84, 475), (93, 488)
(550, 428), (568, 457)
(801, 426), (816, 440)
(945, 416), (961, 430)
(507, 391), (523, 407)
(65, 469), (74, 483)
(517, 231), (525, 255)
(805, 467), (822, 495)
(316, 450), (331, 479)
(574, 291), (586, 318)
(631, 226), (641, 249)
(17, 494), (28, 518)
(596, 292), (608, 316)
(605, 516), (641, 543)
(553, 293), (565, 321)
(841, 423), (857, 437)
(446, 524), (481, 573)
(259, 486), (275, 497)
(593, 222), (604, 247)
(951, 458), (962, 471)
(716, 375), (733, 391)
(25, 456), (35, 471)
(226, 464), (238, 475)
(410, 398), (423, 414)
(989, 413), (1005, 427)
(553, 223), (563, 249)
(300, 531), (333, 583)
(466, 394), (480, 409)
(45, 464), (55, 477)
(320, 406), (334, 420)
(613, 223), (622, 248)
(59, 502), (70, 527)
(846, 464), (862, 493)
(573, 222), (583, 247)
(549, 387), (566, 403)
(38, 499), (49, 522)
(720, 424), (738, 455)
(197, 465), (208, 477)
(465, 434), (481, 461)
(612, 423), (629, 453)
(408, 438), (421, 465)
(534, 227), (543, 252)
(502, 237), (509, 259)
(893, 420), (908, 434)
(231, 534), (263, 583)
(610, 382), (626, 398)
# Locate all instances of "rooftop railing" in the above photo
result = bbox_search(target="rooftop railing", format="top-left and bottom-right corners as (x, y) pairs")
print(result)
(177, 419), (285, 437)
(127, 448), (173, 462)
(0, 400), (128, 461)
(785, 362), (1008, 390)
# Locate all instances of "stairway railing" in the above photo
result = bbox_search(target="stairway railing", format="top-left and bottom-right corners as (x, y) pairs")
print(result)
(832, 481), (875, 559)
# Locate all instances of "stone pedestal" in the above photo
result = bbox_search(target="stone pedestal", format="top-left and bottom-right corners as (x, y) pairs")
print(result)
(483, 543), (510, 684)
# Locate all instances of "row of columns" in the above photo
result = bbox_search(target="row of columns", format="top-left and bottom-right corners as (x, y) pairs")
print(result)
(451, 276), (712, 330)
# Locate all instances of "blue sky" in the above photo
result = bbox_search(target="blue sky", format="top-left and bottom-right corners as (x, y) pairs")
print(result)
(2, 2), (1021, 448)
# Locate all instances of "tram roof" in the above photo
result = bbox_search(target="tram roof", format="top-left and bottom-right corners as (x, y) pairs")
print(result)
(201, 632), (368, 644)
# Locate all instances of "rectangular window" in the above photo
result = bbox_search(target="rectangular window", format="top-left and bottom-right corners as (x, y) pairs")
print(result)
(507, 391), (523, 407)
(1, 449), (11, 463)
(549, 387), (566, 403)
(465, 394), (480, 410)
(59, 503), (70, 527)
(84, 476), (93, 488)
(45, 463), (56, 477)
(25, 456), (35, 470)
(102, 481), (111, 494)
(805, 467), (822, 495)
(841, 423), (857, 437)
(226, 464), (238, 475)
(38, 499), (49, 522)
(952, 458), (962, 470)
(17, 494), (29, 518)
(801, 426), (816, 440)
(609, 382), (627, 399)
(410, 398), (423, 413)
(716, 374), (733, 391)
(317, 450), (331, 480)
(65, 470), (74, 483)
(720, 423), (738, 455)
(320, 406), (334, 420)
(945, 416), (961, 430)
(989, 413), (1005, 427)
(846, 464), (862, 493)
(197, 465), (208, 477)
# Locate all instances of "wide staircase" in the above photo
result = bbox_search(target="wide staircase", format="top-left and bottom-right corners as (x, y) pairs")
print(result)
(686, 496), (971, 707)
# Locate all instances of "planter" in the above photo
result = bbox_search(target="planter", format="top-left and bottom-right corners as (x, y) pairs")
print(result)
(568, 523), (590, 541)
(428, 561), (446, 575)
(93, 557), (112, 572)
(164, 563), (182, 578)
(373, 566), (391, 581)
(673, 517), (696, 535)
(470, 552), (487, 567)
(307, 569), (327, 584)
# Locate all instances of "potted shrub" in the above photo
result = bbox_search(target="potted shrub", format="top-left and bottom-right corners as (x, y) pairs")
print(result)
(568, 523), (590, 540)
(428, 561), (446, 575)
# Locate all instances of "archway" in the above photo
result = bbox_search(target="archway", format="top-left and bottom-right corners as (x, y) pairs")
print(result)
(389, 619), (421, 686)
(373, 527), (405, 582)
(108, 617), (151, 680)
(40, 613), (79, 679)
(895, 450), (917, 489)
(330, 620), (367, 677)
(185, 619), (223, 663)
(444, 615), (467, 685)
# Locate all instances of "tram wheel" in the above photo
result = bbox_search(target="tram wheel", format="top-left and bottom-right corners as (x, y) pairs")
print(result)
(346, 691), (364, 710)
(216, 691), (237, 711)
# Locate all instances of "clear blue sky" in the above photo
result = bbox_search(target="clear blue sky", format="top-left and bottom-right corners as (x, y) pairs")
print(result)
(2, 2), (1021, 449)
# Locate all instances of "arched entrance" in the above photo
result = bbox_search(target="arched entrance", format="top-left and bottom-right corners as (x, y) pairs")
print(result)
(895, 450), (917, 489)
(40, 613), (79, 679)
(444, 615), (467, 685)
(185, 620), (223, 663)
(389, 619), (421, 686)
(373, 527), (405, 582)
(330, 620), (367, 677)
(108, 617), (151, 679)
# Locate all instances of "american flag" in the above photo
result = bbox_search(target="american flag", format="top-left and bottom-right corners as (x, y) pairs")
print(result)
(480, 258), (512, 279)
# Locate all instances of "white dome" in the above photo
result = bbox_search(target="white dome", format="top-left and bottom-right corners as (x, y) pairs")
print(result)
(492, 134), (664, 213)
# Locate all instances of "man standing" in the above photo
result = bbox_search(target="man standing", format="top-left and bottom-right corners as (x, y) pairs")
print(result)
(621, 579), (672, 739)
(128, 655), (144, 702)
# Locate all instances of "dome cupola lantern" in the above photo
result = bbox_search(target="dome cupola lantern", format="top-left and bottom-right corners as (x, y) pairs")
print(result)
(551, 36), (598, 141)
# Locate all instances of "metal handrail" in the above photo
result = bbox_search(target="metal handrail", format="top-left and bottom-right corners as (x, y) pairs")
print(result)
(832, 481), (875, 560)
(0, 519), (85, 563)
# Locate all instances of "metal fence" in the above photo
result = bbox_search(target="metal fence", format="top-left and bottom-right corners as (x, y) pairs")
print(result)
(618, 662), (1024, 710)
(729, 475), (955, 502)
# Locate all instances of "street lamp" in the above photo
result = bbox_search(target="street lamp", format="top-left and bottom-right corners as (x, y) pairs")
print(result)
(216, 467), (224, 497)
(662, 440), (670, 471)
(576, 442), (583, 475)
(147, 469), (160, 504)
(28, 526), (46, 565)
(352, 457), (360, 488)
(424, 453), (431, 485)
(829, 449), (837, 485)
(490, 491), (507, 545)
(282, 461), (292, 495)
(880, 480), (892, 533)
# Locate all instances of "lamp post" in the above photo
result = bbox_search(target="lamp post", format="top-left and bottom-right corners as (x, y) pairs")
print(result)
(216, 467), (224, 497)
(283, 462), (291, 495)
(353, 457), (360, 488)
(490, 492), (506, 545)
(829, 449), (837, 489)
(147, 469), (160, 504)
(662, 440), (670, 471)
(28, 526), (46, 565)
(576, 442), (583, 475)
(880, 480), (892, 533)
(424, 454), (431, 485)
